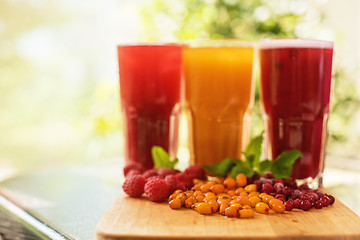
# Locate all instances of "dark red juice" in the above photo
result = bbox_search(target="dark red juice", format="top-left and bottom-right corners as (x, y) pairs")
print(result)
(260, 40), (333, 179)
(118, 45), (182, 169)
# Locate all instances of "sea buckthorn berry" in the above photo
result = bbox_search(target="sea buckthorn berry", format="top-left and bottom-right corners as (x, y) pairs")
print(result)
(258, 193), (267, 199)
(196, 195), (205, 202)
(200, 183), (212, 193)
(230, 203), (243, 211)
(271, 202), (285, 213)
(184, 190), (194, 197)
(185, 196), (197, 208)
(192, 183), (202, 191)
(249, 196), (261, 208)
(236, 173), (247, 187)
(255, 202), (270, 214)
(242, 204), (251, 209)
(217, 193), (230, 199)
(192, 202), (201, 210)
(239, 191), (249, 196)
(174, 190), (183, 195)
(205, 192), (216, 199)
(237, 196), (251, 206)
(230, 199), (239, 205)
(224, 177), (236, 189)
(193, 190), (203, 196)
(196, 202), (212, 215)
(269, 198), (283, 206)
(219, 203), (228, 215)
(169, 198), (182, 209)
(217, 197), (231, 206)
(204, 196), (216, 202)
(245, 184), (257, 193)
(207, 199), (219, 212)
(248, 192), (260, 198)
(168, 193), (178, 201)
(214, 177), (224, 184)
(239, 208), (254, 218)
(177, 193), (187, 205)
(227, 190), (236, 197)
(193, 179), (204, 185)
(262, 194), (274, 204)
(225, 206), (239, 218)
(211, 184), (225, 194)
(235, 187), (245, 194)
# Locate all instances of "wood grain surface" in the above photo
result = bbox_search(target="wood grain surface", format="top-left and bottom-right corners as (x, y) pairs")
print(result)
(95, 191), (360, 240)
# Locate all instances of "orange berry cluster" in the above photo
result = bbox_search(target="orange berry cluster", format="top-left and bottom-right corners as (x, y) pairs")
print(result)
(168, 173), (286, 218)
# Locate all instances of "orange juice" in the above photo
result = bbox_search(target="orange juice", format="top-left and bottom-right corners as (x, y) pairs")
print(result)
(183, 41), (255, 166)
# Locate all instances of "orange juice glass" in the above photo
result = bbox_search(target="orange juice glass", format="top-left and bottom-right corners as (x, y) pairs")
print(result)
(183, 40), (255, 166)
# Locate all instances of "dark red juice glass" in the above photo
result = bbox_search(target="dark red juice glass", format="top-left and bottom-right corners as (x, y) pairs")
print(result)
(259, 39), (333, 186)
(117, 44), (182, 169)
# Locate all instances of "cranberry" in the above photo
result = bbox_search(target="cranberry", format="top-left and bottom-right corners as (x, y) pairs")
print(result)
(262, 172), (274, 179)
(300, 200), (312, 211)
(293, 198), (301, 209)
(274, 183), (284, 194)
(284, 200), (294, 211)
(275, 194), (286, 202)
(262, 183), (274, 194)
(274, 179), (285, 185)
(326, 195), (335, 205)
(315, 190), (324, 199)
(282, 186), (293, 196)
(299, 183), (310, 191)
(289, 195), (297, 200)
(315, 200), (323, 209)
(269, 192), (277, 197)
(307, 192), (319, 202)
(293, 189), (302, 198)
(320, 196), (330, 207)
(285, 178), (297, 188)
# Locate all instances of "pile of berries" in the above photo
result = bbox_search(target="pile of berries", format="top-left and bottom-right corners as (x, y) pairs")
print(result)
(250, 172), (335, 211)
(122, 162), (205, 202)
(168, 172), (335, 218)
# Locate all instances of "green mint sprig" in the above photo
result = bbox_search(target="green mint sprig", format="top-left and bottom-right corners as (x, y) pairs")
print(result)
(203, 133), (302, 179)
(151, 146), (178, 169)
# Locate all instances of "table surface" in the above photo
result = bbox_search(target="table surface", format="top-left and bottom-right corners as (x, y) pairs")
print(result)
(0, 160), (360, 240)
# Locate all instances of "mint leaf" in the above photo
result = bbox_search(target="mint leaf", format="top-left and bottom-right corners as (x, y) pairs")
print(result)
(203, 158), (238, 176)
(271, 150), (302, 179)
(151, 146), (178, 169)
(231, 161), (254, 178)
(243, 133), (263, 169)
(257, 160), (273, 176)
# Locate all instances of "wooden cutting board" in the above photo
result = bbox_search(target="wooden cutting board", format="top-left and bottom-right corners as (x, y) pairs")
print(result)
(95, 191), (360, 240)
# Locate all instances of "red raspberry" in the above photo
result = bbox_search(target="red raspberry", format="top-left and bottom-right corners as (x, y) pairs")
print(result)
(165, 174), (178, 193)
(122, 175), (146, 198)
(142, 169), (158, 179)
(175, 172), (193, 189)
(157, 168), (176, 178)
(144, 178), (170, 202)
(184, 165), (206, 180)
(126, 169), (142, 178)
(123, 162), (145, 177)
(146, 175), (162, 183)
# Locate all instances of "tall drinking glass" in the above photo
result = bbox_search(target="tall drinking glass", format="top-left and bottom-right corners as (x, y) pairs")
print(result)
(117, 44), (182, 169)
(183, 40), (255, 166)
(259, 39), (334, 187)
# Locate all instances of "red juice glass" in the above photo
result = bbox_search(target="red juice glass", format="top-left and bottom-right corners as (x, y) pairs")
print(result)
(117, 44), (182, 169)
(259, 39), (334, 187)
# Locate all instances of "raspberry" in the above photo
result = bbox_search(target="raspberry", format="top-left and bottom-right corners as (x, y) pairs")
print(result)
(146, 176), (162, 183)
(123, 162), (145, 177)
(142, 169), (158, 179)
(184, 165), (206, 180)
(158, 168), (176, 178)
(261, 183), (274, 194)
(125, 169), (142, 178)
(175, 172), (193, 189)
(145, 178), (170, 202)
(122, 175), (146, 198)
(165, 174), (178, 193)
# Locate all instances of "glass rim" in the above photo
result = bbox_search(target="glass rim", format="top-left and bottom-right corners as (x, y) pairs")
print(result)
(259, 38), (333, 49)
(183, 39), (255, 48)
(117, 42), (182, 48)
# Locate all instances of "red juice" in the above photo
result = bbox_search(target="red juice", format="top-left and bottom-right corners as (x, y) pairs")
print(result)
(259, 39), (333, 180)
(117, 44), (182, 169)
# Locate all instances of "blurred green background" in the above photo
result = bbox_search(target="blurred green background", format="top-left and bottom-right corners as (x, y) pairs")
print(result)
(1, 0), (360, 176)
